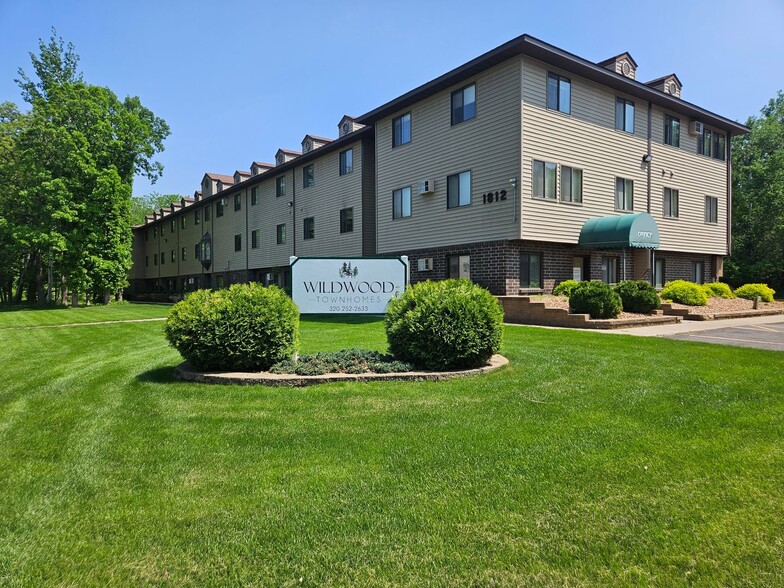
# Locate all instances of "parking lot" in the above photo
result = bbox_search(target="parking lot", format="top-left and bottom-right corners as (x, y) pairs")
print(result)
(666, 319), (784, 351)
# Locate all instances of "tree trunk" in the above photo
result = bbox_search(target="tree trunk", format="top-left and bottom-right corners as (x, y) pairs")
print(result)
(13, 255), (29, 304)
(103, 291), (111, 305)
(35, 255), (47, 305)
(72, 291), (79, 307)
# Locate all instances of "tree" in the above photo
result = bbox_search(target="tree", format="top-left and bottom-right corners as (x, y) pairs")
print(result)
(728, 92), (784, 293)
(2, 30), (170, 304)
(130, 192), (185, 225)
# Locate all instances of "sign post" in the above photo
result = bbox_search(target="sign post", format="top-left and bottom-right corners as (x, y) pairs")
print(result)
(290, 256), (409, 314)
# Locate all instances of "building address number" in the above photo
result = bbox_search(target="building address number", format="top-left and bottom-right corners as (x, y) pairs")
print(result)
(482, 189), (508, 204)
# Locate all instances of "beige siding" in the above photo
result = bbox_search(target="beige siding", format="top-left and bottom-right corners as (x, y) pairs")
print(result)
(520, 57), (727, 255)
(375, 59), (522, 253)
(294, 141), (363, 258)
(247, 169), (296, 269)
(210, 189), (248, 274)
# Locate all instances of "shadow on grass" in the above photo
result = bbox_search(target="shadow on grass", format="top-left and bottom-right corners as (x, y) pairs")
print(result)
(136, 365), (179, 384)
(301, 314), (384, 325)
(0, 303), (69, 313)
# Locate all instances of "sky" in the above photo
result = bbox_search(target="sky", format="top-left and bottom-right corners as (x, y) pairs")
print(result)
(1, 0), (782, 198)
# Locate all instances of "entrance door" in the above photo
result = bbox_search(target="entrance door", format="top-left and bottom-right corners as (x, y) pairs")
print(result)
(448, 255), (471, 280)
(572, 256), (588, 281)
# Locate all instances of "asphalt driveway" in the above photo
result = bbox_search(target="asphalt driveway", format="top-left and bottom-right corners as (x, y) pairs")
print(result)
(665, 319), (784, 351)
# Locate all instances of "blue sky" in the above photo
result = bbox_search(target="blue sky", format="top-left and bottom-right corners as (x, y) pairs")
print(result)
(1, 0), (782, 198)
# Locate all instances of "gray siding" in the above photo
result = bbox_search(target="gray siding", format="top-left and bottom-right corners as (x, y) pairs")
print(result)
(247, 169), (296, 269)
(375, 59), (522, 253)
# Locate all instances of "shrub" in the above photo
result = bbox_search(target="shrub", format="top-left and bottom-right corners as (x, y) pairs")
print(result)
(659, 280), (708, 306)
(613, 280), (661, 313)
(734, 283), (776, 303)
(269, 349), (414, 376)
(553, 279), (580, 297)
(385, 279), (504, 370)
(702, 282), (735, 299)
(164, 283), (299, 371)
(569, 281), (622, 319)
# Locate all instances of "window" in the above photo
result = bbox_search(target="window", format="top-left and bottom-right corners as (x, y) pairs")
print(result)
(251, 187), (258, 205)
(171, 250), (176, 263)
(160, 251), (165, 265)
(234, 234), (242, 252)
(392, 112), (412, 147)
(693, 261), (705, 284)
(181, 216), (186, 229)
(340, 208), (353, 233)
(145, 230), (149, 241)
(664, 115), (680, 147)
(145, 255), (149, 267)
(303, 217), (315, 240)
(195, 210), (200, 225)
(339, 149), (353, 175)
(251, 229), (259, 249)
(216, 199), (224, 217)
(602, 256), (619, 284)
(276, 176), (286, 198)
(303, 165), (314, 188)
(171, 220), (176, 233)
(417, 258), (433, 271)
(447, 170), (471, 208)
(654, 258), (666, 288)
(520, 253), (542, 289)
(393, 186), (412, 219)
(153, 227), (157, 238)
(533, 160), (557, 200)
(204, 204), (211, 221)
(615, 97), (634, 133)
(698, 128), (713, 157)
(195, 243), (200, 260)
(560, 166), (583, 203)
(181, 247), (186, 261)
(154, 253), (158, 266)
(615, 177), (634, 211)
(448, 255), (471, 279)
(547, 72), (571, 114)
(663, 187), (679, 218)
(451, 83), (476, 125)
(234, 194), (242, 211)
(276, 223), (286, 244)
(713, 133), (726, 161)
(705, 196), (718, 224)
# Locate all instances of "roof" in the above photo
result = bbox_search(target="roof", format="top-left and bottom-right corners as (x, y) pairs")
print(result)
(356, 34), (748, 135)
(276, 148), (301, 156)
(204, 173), (234, 184)
(645, 73), (683, 87)
(303, 134), (333, 143)
(252, 161), (275, 168)
(234, 170), (251, 176)
(578, 213), (660, 249)
(597, 52), (638, 68)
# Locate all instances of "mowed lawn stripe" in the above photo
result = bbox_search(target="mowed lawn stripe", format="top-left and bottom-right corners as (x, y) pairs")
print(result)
(0, 311), (782, 586)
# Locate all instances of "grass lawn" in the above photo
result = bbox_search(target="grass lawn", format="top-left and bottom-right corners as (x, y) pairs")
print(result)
(0, 305), (783, 586)
(0, 301), (171, 329)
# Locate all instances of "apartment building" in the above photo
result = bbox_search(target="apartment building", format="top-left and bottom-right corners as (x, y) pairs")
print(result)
(129, 34), (747, 297)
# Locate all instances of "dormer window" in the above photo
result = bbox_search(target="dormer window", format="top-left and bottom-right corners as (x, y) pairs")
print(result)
(343, 121), (350, 134)
(304, 139), (312, 153)
(276, 153), (285, 165)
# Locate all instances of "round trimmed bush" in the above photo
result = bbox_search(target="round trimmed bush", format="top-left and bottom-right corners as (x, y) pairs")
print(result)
(164, 283), (299, 371)
(553, 279), (580, 297)
(659, 280), (708, 306)
(702, 282), (735, 299)
(734, 283), (776, 303)
(384, 279), (503, 370)
(613, 280), (661, 313)
(569, 281), (622, 319)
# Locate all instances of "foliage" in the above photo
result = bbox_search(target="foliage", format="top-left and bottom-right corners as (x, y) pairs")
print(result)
(660, 280), (709, 306)
(734, 283), (776, 303)
(553, 279), (580, 297)
(702, 282), (736, 299)
(0, 30), (170, 305)
(727, 92), (784, 293)
(164, 283), (299, 371)
(569, 281), (623, 319)
(385, 279), (503, 370)
(613, 280), (661, 313)
(130, 191), (186, 225)
(270, 349), (414, 376)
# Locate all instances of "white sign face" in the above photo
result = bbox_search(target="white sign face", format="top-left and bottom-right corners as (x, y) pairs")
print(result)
(290, 256), (409, 314)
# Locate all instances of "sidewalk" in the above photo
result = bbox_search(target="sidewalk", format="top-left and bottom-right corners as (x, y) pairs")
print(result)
(605, 314), (783, 337)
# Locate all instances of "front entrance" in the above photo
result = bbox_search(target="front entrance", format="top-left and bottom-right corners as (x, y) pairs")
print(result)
(572, 256), (589, 281)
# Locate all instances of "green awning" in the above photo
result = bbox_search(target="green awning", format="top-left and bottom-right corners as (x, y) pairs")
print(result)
(578, 212), (660, 249)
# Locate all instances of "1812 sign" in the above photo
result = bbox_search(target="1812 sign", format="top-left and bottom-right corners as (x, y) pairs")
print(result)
(481, 189), (508, 204)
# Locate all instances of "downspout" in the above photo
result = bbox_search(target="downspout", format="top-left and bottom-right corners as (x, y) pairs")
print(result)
(292, 169), (297, 257)
(726, 133), (732, 257)
(647, 100), (655, 286)
(245, 187), (249, 282)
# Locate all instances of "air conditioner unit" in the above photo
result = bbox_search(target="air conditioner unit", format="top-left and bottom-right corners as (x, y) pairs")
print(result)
(689, 121), (704, 136)
(219, 198), (226, 206)
(417, 179), (435, 195)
